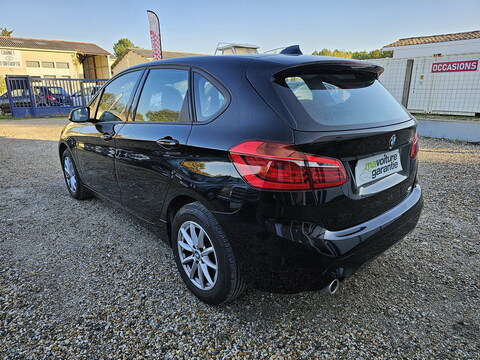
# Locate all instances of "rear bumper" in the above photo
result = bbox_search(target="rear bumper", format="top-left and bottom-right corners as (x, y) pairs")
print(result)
(214, 184), (423, 293)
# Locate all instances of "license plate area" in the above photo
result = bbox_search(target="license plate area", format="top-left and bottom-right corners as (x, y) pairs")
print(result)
(355, 149), (403, 187)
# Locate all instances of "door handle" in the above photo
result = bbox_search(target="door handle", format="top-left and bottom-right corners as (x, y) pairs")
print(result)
(101, 133), (113, 141)
(156, 137), (179, 147)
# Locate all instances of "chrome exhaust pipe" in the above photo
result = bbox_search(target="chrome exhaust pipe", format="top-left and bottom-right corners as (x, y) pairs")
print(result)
(324, 278), (340, 294)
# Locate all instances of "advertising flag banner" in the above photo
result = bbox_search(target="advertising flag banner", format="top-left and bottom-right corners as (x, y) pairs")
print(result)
(147, 10), (162, 60)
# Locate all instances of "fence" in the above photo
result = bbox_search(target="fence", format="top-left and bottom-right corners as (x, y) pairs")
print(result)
(373, 54), (480, 116)
(4, 75), (108, 118)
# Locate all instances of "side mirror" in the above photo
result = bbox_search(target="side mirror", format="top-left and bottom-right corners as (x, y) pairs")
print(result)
(69, 107), (90, 122)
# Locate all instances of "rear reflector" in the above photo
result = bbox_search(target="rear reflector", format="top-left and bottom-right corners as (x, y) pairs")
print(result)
(229, 141), (347, 190)
(410, 131), (419, 159)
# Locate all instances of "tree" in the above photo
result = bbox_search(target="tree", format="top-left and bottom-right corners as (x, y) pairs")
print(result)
(145, 109), (179, 122)
(351, 50), (369, 60)
(0, 76), (6, 94)
(0, 28), (13, 36)
(113, 38), (137, 57)
(312, 48), (393, 60)
(369, 49), (383, 59)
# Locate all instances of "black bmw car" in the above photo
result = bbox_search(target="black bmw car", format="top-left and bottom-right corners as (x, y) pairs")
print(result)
(59, 46), (423, 305)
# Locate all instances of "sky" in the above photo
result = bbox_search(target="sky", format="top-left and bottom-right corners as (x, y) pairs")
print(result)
(1, 0), (479, 56)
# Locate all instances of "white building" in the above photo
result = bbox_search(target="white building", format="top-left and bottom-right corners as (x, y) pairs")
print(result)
(374, 30), (480, 116)
(382, 30), (480, 58)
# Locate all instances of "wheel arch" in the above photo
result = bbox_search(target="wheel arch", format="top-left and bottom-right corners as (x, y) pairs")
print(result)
(165, 195), (198, 246)
(58, 142), (68, 159)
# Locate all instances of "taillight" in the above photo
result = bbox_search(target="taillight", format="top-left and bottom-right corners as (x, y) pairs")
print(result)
(410, 131), (419, 158)
(229, 141), (347, 190)
(305, 154), (349, 188)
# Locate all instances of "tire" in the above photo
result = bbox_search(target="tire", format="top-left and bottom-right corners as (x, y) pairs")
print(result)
(172, 202), (246, 305)
(61, 149), (93, 200)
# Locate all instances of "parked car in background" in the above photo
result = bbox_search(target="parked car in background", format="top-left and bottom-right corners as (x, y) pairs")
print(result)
(0, 92), (11, 114)
(0, 89), (34, 113)
(59, 46), (423, 305)
(71, 85), (102, 106)
(0, 85), (75, 113)
(34, 86), (72, 106)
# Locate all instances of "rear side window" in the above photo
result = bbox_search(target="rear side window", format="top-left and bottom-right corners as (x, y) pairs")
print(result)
(135, 68), (189, 122)
(193, 73), (226, 121)
(275, 71), (410, 128)
(96, 71), (141, 122)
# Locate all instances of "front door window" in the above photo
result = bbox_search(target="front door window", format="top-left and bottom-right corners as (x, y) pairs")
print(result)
(96, 71), (141, 122)
(134, 69), (189, 122)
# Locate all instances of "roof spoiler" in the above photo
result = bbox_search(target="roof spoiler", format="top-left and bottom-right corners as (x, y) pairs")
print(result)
(273, 60), (384, 78)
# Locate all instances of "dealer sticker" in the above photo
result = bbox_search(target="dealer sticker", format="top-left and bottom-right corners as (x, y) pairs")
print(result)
(355, 150), (402, 187)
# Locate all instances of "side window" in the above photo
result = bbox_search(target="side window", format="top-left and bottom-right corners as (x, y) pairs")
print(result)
(96, 71), (140, 122)
(193, 73), (226, 121)
(135, 69), (189, 122)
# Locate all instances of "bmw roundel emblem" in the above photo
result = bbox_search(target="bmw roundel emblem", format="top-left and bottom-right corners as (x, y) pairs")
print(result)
(389, 134), (397, 149)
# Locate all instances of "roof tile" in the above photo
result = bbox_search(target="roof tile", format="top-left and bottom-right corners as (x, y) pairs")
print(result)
(385, 30), (480, 47)
(111, 48), (207, 69)
(0, 36), (110, 55)
(129, 48), (207, 59)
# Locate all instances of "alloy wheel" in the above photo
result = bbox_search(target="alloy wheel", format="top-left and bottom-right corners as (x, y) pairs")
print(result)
(64, 157), (77, 193)
(177, 221), (218, 291)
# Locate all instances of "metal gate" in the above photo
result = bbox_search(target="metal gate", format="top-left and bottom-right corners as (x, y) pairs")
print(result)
(4, 75), (107, 118)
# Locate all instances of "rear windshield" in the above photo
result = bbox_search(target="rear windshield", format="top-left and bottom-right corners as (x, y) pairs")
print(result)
(274, 70), (410, 129)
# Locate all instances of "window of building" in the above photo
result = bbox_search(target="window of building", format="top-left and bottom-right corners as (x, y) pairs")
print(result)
(193, 73), (227, 121)
(26, 61), (40, 68)
(135, 69), (189, 122)
(41, 62), (55, 68)
(96, 71), (141, 122)
(56, 62), (69, 69)
(61, 76), (71, 78)
(44, 75), (56, 78)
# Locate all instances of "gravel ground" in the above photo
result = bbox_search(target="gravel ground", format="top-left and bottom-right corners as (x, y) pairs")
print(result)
(0, 118), (479, 359)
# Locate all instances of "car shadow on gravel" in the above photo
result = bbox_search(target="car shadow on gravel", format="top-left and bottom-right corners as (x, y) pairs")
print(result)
(1, 133), (479, 359)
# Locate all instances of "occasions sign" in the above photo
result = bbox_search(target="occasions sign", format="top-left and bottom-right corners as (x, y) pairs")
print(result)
(431, 60), (478, 73)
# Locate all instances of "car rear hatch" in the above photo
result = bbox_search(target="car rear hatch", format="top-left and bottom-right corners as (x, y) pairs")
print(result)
(246, 57), (419, 231)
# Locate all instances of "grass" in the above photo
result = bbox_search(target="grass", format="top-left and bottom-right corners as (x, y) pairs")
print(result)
(0, 114), (33, 120)
(0, 114), (68, 120)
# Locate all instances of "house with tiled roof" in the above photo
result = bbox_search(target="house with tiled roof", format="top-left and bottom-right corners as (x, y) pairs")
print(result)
(373, 30), (480, 116)
(382, 30), (480, 58)
(111, 48), (207, 75)
(0, 36), (112, 81)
